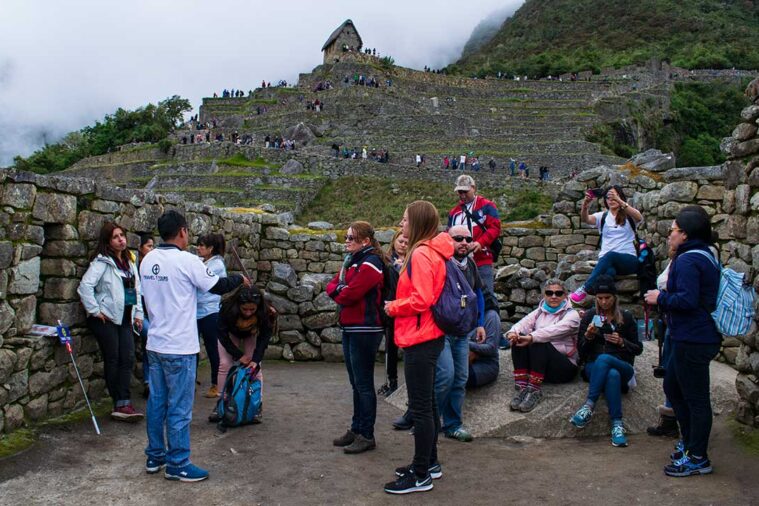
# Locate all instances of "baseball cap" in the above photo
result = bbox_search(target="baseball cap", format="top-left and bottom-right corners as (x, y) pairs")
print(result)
(454, 174), (475, 192)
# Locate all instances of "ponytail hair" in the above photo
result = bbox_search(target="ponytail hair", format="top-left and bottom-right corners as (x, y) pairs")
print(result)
(349, 221), (388, 263)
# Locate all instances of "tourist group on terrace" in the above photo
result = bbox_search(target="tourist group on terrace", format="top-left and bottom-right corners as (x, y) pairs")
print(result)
(76, 170), (740, 493)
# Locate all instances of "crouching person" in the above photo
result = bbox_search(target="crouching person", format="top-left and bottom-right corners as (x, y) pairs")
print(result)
(467, 308), (500, 388)
(209, 286), (274, 423)
(506, 278), (580, 412)
(570, 276), (642, 447)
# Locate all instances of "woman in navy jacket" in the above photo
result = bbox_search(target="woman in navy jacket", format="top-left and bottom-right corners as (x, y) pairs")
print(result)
(327, 221), (386, 455)
(645, 207), (720, 478)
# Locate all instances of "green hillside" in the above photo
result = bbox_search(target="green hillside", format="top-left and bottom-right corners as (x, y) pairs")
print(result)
(453, 0), (759, 77)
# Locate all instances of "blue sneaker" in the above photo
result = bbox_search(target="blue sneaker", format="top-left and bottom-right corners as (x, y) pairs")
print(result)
(664, 455), (712, 477)
(671, 440), (685, 462)
(146, 457), (166, 474)
(610, 421), (628, 447)
(570, 404), (593, 429)
(165, 463), (209, 482)
(498, 336), (510, 350)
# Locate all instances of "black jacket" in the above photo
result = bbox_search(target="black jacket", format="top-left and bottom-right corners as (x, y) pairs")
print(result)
(577, 307), (642, 366)
(218, 314), (273, 365)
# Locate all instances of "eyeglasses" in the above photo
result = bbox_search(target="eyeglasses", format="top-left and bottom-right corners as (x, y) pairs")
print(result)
(544, 290), (565, 297)
(452, 236), (473, 243)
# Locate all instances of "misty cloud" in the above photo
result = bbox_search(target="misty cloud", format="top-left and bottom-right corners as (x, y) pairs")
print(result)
(0, 0), (525, 166)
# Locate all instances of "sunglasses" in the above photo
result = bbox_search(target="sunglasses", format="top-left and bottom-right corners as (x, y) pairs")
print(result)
(544, 290), (565, 297)
(345, 235), (356, 242)
(452, 236), (473, 243)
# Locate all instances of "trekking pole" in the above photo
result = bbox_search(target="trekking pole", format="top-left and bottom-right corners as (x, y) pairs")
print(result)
(643, 303), (650, 341)
(56, 320), (101, 435)
(230, 245), (251, 280)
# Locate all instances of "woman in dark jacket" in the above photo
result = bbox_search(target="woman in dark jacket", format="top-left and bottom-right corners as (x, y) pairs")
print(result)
(645, 207), (720, 477)
(208, 286), (274, 423)
(327, 221), (386, 455)
(570, 276), (642, 447)
(378, 230), (408, 397)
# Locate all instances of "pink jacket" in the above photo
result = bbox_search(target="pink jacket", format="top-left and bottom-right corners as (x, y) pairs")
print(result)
(508, 302), (581, 365)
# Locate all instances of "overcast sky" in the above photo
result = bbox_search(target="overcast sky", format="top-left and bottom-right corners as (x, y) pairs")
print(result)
(0, 0), (523, 166)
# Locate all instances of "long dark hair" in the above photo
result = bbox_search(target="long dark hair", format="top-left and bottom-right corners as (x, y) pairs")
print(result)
(92, 222), (128, 262)
(675, 207), (714, 245)
(400, 200), (440, 272)
(603, 185), (628, 226)
(198, 233), (226, 256)
(220, 285), (273, 332)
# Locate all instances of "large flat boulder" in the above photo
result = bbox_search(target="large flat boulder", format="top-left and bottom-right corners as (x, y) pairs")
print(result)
(386, 342), (737, 438)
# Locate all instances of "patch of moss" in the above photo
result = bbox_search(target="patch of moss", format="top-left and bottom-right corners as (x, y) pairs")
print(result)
(502, 220), (549, 229)
(730, 419), (759, 456)
(0, 429), (37, 459)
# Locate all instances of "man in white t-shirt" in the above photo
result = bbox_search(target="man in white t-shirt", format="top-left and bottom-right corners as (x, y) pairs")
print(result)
(140, 210), (249, 482)
(570, 186), (644, 305)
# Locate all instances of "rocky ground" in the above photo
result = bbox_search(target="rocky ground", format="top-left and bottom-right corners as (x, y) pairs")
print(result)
(0, 361), (757, 506)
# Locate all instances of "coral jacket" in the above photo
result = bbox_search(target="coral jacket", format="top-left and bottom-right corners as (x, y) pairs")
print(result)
(386, 233), (454, 348)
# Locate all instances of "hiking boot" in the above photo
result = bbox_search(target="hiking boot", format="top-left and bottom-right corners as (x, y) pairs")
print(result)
(377, 379), (398, 397)
(445, 427), (473, 442)
(343, 434), (376, 454)
(111, 405), (144, 422)
(146, 457), (166, 474)
(384, 472), (433, 494)
(204, 385), (219, 398)
(510, 388), (527, 411)
(569, 287), (588, 305)
(570, 404), (594, 428)
(647, 415), (679, 438)
(395, 462), (442, 480)
(611, 421), (628, 447)
(518, 388), (543, 413)
(164, 463), (209, 482)
(208, 408), (220, 423)
(392, 412), (413, 431)
(664, 455), (712, 477)
(332, 430), (356, 447)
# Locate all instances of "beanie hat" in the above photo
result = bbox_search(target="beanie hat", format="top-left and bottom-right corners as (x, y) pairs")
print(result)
(593, 275), (617, 295)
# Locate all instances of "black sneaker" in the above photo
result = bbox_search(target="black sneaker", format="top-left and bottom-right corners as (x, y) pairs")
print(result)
(208, 408), (220, 423)
(384, 472), (433, 494)
(395, 462), (442, 480)
(378, 380), (398, 397)
(332, 430), (356, 447)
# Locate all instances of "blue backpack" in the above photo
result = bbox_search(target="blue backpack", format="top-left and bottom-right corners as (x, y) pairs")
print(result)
(407, 252), (478, 336)
(683, 250), (756, 337)
(216, 364), (262, 428)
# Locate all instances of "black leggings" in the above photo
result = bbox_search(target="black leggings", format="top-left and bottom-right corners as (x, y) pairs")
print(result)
(385, 326), (398, 383)
(88, 311), (135, 406)
(404, 336), (444, 478)
(511, 342), (577, 384)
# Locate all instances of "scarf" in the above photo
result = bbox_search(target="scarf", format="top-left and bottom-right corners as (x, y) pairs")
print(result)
(542, 300), (566, 314)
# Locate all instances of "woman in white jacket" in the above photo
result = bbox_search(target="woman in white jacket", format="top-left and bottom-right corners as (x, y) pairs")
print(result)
(505, 278), (581, 413)
(78, 222), (144, 422)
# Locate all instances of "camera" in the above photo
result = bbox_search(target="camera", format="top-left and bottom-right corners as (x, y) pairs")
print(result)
(652, 365), (666, 379)
(586, 187), (606, 199)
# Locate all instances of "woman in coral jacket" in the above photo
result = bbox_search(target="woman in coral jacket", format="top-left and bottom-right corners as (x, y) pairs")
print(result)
(327, 221), (386, 455)
(382, 200), (454, 495)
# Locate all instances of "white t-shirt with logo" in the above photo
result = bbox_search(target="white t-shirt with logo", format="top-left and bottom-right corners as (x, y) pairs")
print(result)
(140, 245), (219, 354)
(593, 211), (641, 259)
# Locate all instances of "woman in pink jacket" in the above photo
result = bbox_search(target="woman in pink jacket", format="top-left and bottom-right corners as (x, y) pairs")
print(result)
(505, 278), (580, 412)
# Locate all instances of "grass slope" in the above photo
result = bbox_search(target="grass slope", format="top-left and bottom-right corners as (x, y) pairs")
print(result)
(297, 176), (552, 229)
(454, 0), (759, 78)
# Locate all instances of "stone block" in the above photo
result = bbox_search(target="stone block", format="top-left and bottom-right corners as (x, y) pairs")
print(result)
(41, 259), (78, 277)
(43, 278), (80, 300)
(132, 205), (163, 232)
(39, 302), (86, 326)
(733, 122), (758, 141)
(736, 374), (759, 405)
(728, 215), (747, 239)
(4, 404), (24, 431)
(518, 236), (544, 248)
(277, 314), (303, 331)
(659, 181), (697, 202)
(321, 343), (343, 362)
(696, 185), (724, 200)
(302, 312), (337, 330)
(550, 234), (584, 248)
(266, 293), (299, 315)
(266, 227), (290, 241)
(735, 184), (751, 215)
(91, 199), (120, 213)
(525, 247), (545, 261)
(306, 331), (321, 347)
(312, 292), (338, 312)
(287, 285), (314, 302)
(271, 262), (297, 287)
(32, 192), (77, 224)
(551, 215), (571, 229)
(7, 370), (28, 403)
(282, 343), (294, 361)
(292, 342), (321, 361)
(0, 241), (13, 269)
(741, 105), (759, 122)
(0, 349), (16, 383)
(43, 240), (87, 258)
(264, 345), (283, 360)
(10, 295), (35, 334)
(8, 257), (40, 295)
(2, 183), (36, 209)
(0, 302), (14, 334)
(279, 330), (304, 345)
(732, 138), (759, 158)
(320, 327), (342, 343)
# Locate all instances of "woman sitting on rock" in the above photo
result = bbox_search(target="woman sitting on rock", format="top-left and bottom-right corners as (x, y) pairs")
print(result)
(505, 278), (581, 413)
(570, 276), (642, 447)
(570, 185), (643, 305)
(208, 285), (274, 423)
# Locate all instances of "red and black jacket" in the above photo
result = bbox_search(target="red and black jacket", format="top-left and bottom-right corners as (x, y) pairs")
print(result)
(326, 246), (385, 333)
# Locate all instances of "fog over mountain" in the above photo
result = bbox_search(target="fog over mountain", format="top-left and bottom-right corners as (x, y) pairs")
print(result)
(0, 0), (524, 166)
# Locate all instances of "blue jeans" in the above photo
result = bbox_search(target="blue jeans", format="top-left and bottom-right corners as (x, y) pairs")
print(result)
(435, 333), (470, 433)
(664, 340), (720, 457)
(584, 252), (638, 291)
(477, 263), (495, 298)
(145, 351), (196, 467)
(584, 354), (635, 420)
(342, 331), (383, 439)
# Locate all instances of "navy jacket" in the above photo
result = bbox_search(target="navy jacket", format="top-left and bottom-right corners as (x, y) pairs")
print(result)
(657, 240), (720, 345)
